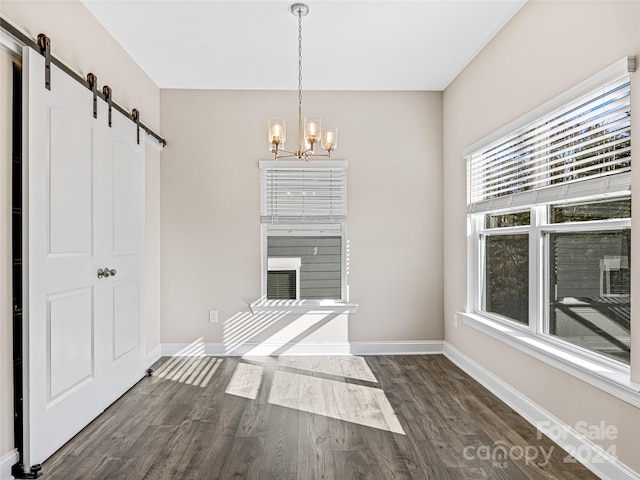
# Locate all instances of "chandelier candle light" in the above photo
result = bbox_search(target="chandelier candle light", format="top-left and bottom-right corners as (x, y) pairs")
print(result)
(268, 3), (338, 160)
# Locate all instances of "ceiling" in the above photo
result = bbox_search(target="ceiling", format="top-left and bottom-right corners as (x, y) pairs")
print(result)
(82, 0), (526, 91)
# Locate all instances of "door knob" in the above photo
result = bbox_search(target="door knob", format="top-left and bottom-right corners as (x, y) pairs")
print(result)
(97, 267), (117, 279)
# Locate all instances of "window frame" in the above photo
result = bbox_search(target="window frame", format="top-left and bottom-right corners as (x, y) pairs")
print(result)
(251, 160), (358, 314)
(469, 202), (631, 353)
(478, 226), (530, 327)
(260, 223), (348, 302)
(461, 57), (638, 405)
(464, 205), (637, 406)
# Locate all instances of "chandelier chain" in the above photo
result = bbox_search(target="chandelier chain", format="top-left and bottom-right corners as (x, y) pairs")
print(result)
(297, 7), (303, 111)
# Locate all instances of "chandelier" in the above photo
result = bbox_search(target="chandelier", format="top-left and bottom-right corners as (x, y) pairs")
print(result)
(268, 3), (338, 160)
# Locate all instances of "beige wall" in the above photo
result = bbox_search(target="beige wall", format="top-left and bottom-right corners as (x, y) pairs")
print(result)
(443, 0), (640, 474)
(160, 89), (443, 346)
(0, 0), (161, 462)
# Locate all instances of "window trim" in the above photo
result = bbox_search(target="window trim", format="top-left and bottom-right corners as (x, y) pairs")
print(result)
(254, 159), (358, 315)
(459, 311), (640, 407)
(463, 56), (637, 403)
(260, 223), (348, 302)
(253, 224), (358, 313)
(467, 198), (635, 399)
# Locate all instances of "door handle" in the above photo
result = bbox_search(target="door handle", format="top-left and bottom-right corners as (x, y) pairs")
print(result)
(97, 267), (117, 279)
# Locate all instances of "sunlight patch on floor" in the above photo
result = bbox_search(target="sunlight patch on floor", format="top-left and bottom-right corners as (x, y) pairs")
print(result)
(268, 370), (405, 435)
(223, 357), (404, 435)
(155, 355), (221, 388)
(277, 355), (378, 383)
(153, 338), (221, 388)
(224, 361), (265, 400)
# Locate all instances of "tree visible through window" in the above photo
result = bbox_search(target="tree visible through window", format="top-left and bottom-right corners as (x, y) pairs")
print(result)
(485, 234), (529, 325)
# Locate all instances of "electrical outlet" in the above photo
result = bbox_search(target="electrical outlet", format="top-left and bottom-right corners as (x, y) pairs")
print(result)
(453, 313), (458, 328)
(209, 310), (218, 323)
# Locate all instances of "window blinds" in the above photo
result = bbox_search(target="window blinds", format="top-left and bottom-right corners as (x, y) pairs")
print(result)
(467, 74), (632, 213)
(260, 162), (347, 223)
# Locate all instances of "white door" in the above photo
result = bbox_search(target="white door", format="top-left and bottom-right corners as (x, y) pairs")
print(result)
(23, 47), (146, 467)
(95, 100), (146, 406)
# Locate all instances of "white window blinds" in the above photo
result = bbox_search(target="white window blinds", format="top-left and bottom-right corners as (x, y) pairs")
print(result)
(260, 160), (347, 223)
(467, 60), (634, 214)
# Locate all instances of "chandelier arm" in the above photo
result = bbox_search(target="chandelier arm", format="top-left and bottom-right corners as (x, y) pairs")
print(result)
(273, 152), (302, 160)
(276, 148), (298, 155)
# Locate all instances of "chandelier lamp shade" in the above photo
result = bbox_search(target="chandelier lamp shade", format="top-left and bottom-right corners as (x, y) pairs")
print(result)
(268, 3), (338, 160)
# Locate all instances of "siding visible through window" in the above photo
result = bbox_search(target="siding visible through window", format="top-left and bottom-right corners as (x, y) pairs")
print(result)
(267, 236), (342, 300)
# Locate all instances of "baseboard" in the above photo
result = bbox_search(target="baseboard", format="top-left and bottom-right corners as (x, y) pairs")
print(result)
(146, 344), (162, 368)
(443, 342), (640, 480)
(350, 340), (444, 355)
(0, 449), (18, 480)
(161, 342), (351, 357)
(160, 340), (444, 357)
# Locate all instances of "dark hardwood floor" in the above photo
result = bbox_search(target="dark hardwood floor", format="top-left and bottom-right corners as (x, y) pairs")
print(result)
(42, 354), (599, 479)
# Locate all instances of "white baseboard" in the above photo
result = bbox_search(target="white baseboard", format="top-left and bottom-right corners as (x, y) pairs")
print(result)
(145, 344), (162, 368)
(443, 342), (640, 480)
(161, 340), (444, 357)
(349, 340), (444, 355)
(161, 342), (351, 357)
(0, 449), (18, 480)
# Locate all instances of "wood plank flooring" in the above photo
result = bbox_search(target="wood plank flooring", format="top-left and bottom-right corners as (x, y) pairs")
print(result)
(42, 355), (600, 479)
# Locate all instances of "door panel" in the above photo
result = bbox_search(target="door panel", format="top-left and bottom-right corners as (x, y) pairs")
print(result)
(113, 141), (140, 255)
(112, 279), (140, 361)
(47, 288), (94, 401)
(48, 107), (93, 255)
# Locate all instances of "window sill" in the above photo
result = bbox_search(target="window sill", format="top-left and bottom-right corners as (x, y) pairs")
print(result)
(250, 299), (359, 315)
(458, 311), (640, 408)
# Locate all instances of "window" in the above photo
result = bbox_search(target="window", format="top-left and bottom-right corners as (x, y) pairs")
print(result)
(483, 233), (529, 325)
(546, 220), (631, 363)
(266, 257), (300, 300)
(481, 212), (531, 325)
(253, 160), (355, 313)
(466, 57), (633, 367)
(266, 232), (343, 300)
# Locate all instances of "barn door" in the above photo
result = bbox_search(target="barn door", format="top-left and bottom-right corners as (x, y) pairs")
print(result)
(95, 98), (146, 406)
(22, 46), (145, 467)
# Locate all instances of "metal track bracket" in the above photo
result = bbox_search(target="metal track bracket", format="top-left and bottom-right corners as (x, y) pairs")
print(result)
(36, 34), (50, 90)
(132, 108), (140, 144)
(87, 73), (98, 118)
(102, 85), (113, 127)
